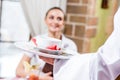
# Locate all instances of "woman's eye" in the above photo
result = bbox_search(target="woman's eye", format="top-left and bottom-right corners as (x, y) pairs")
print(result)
(49, 16), (54, 19)
(57, 17), (62, 21)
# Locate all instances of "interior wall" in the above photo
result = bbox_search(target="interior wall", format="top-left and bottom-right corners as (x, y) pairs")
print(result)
(90, 0), (119, 52)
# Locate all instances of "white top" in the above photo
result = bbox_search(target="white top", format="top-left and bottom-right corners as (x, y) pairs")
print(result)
(53, 7), (120, 80)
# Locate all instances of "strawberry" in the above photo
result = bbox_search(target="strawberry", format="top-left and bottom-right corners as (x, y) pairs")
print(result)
(46, 45), (57, 50)
(57, 48), (61, 50)
(31, 38), (37, 46)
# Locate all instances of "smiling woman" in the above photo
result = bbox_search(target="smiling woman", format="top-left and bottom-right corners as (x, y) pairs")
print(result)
(16, 7), (77, 79)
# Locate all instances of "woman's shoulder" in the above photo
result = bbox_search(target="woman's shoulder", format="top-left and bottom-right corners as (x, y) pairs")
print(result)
(62, 35), (78, 51)
(62, 35), (75, 44)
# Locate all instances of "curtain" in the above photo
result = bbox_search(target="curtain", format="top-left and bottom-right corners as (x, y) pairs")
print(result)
(0, 1), (30, 41)
(0, 0), (2, 28)
(20, 0), (67, 37)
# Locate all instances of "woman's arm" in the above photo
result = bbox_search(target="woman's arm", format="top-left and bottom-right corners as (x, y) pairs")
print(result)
(16, 54), (31, 77)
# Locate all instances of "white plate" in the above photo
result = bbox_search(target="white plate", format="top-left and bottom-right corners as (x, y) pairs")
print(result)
(14, 42), (73, 59)
(34, 47), (62, 55)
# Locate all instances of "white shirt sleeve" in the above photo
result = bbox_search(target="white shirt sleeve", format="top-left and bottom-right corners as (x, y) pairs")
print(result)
(53, 54), (93, 80)
(89, 7), (120, 80)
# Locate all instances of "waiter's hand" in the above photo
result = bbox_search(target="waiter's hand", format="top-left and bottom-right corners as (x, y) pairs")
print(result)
(39, 56), (54, 65)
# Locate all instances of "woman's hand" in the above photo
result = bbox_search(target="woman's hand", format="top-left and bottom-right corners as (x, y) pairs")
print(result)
(28, 71), (53, 80)
(39, 56), (54, 65)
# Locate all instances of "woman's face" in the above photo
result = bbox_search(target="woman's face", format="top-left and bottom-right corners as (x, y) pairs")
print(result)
(45, 9), (64, 33)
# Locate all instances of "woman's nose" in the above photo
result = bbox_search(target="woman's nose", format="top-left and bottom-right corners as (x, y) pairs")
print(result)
(54, 19), (59, 24)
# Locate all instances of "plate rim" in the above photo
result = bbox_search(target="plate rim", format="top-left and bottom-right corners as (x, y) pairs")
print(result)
(14, 42), (71, 59)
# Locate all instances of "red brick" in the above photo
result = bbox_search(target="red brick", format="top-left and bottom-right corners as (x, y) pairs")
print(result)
(75, 25), (85, 37)
(67, 5), (87, 14)
(85, 28), (96, 38)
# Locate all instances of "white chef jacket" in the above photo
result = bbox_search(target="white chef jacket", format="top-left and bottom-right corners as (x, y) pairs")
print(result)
(53, 7), (120, 80)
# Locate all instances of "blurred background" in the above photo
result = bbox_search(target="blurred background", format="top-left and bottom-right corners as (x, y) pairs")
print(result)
(0, 0), (120, 79)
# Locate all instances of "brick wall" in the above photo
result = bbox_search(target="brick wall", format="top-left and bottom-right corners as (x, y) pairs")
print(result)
(64, 0), (97, 53)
